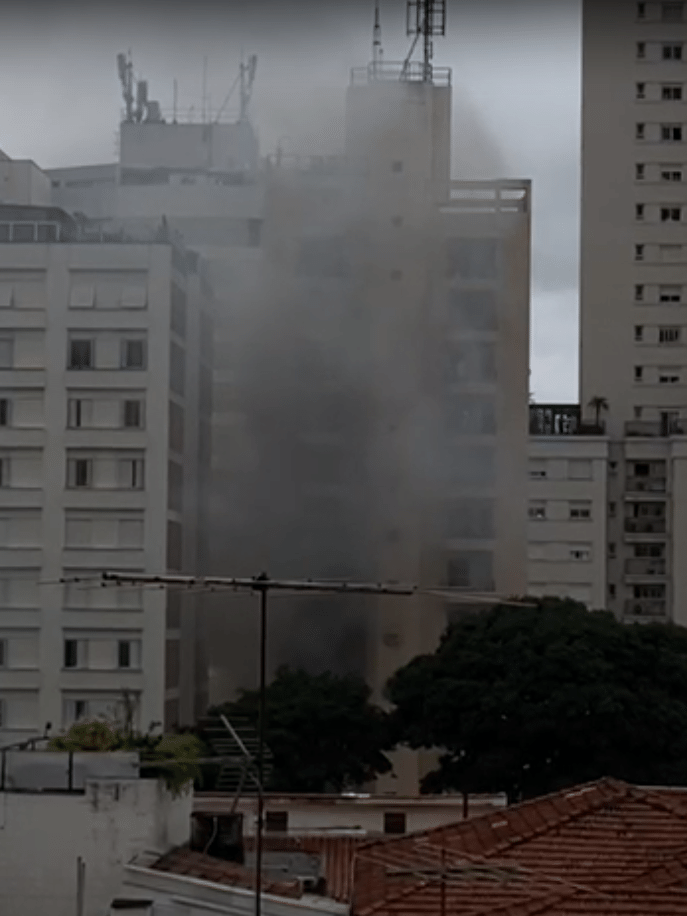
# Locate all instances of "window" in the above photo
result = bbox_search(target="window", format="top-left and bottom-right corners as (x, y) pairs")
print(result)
(265, 811), (288, 832)
(661, 166), (683, 182)
(529, 460), (547, 479)
(446, 238), (499, 281)
(636, 82), (646, 100)
(392, 160), (403, 173)
(659, 325), (681, 342)
(569, 502), (592, 520)
(64, 639), (87, 669)
(118, 639), (141, 669)
(121, 339), (146, 370)
(568, 459), (592, 480)
(635, 244), (645, 261)
(635, 325), (644, 341)
(384, 812), (407, 835)
(638, 1), (646, 17)
(0, 337), (13, 369)
(637, 42), (646, 59)
(570, 547), (591, 562)
(662, 84), (683, 100)
(661, 206), (682, 221)
(636, 123), (645, 140)
(118, 458), (144, 489)
(635, 284), (644, 301)
(609, 542), (617, 559)
(68, 339), (93, 370)
(609, 584), (616, 599)
(67, 399), (92, 429)
(660, 285), (682, 301)
(663, 43), (684, 60)
(0, 398), (8, 427)
(636, 204), (645, 220)
(636, 163), (645, 180)
(123, 399), (143, 429)
(609, 502), (617, 517)
(0, 639), (5, 667)
(659, 368), (681, 383)
(529, 502), (547, 520)
(662, 2), (684, 21)
(67, 458), (92, 488)
(0, 458), (7, 488)
(635, 365), (644, 381)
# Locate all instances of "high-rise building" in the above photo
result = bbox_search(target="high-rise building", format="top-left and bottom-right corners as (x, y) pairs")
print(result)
(579, 0), (687, 624)
(0, 182), (213, 742)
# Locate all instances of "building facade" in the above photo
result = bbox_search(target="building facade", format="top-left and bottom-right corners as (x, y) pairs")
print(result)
(579, 0), (687, 623)
(0, 200), (212, 741)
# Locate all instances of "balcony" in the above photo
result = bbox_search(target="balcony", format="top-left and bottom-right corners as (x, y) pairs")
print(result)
(624, 558), (666, 577)
(625, 477), (667, 494)
(624, 599), (667, 618)
(624, 518), (667, 535)
(625, 419), (687, 437)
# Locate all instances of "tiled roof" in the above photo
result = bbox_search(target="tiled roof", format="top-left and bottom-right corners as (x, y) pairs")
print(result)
(151, 847), (302, 899)
(352, 778), (687, 915)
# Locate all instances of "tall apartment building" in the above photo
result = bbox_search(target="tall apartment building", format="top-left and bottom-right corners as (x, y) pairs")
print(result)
(579, 0), (687, 624)
(0, 180), (213, 742)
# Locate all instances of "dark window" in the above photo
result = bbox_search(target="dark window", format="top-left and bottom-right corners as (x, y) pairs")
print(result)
(123, 399), (143, 428)
(64, 640), (78, 669)
(121, 339), (146, 369)
(0, 639), (5, 667)
(383, 812), (407, 835)
(118, 641), (131, 669)
(68, 339), (93, 370)
(265, 811), (288, 832)
(170, 283), (187, 338)
(166, 520), (183, 572)
(637, 2), (646, 17)
(447, 551), (494, 591)
(74, 700), (87, 720)
(663, 43), (684, 60)
(662, 84), (683, 100)
(69, 459), (92, 488)
(167, 461), (184, 513)
(0, 398), (8, 427)
(636, 204), (645, 220)
(636, 163), (645, 180)
(637, 42), (646, 58)
(636, 123), (645, 140)
(661, 124), (683, 142)
(168, 402), (185, 452)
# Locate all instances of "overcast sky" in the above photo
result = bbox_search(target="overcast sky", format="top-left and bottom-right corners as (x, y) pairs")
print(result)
(0, 0), (581, 402)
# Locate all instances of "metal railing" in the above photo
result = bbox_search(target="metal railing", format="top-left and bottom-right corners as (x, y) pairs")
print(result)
(624, 518), (667, 534)
(625, 477), (667, 494)
(624, 558), (667, 577)
(350, 61), (452, 86)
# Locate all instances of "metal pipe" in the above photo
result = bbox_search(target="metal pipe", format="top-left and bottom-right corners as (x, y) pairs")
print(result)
(254, 583), (268, 916)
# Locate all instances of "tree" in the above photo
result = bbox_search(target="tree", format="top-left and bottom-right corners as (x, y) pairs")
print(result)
(587, 395), (608, 427)
(209, 666), (393, 792)
(387, 597), (687, 802)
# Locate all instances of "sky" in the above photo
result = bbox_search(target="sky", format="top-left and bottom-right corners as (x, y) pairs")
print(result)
(0, 0), (581, 401)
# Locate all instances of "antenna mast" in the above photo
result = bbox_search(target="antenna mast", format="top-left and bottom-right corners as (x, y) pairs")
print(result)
(239, 54), (258, 122)
(116, 52), (135, 122)
(372, 0), (383, 75)
(404, 0), (447, 82)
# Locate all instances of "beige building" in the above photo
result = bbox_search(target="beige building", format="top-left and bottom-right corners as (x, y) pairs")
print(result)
(528, 405), (609, 609)
(579, 0), (687, 623)
(0, 180), (213, 740)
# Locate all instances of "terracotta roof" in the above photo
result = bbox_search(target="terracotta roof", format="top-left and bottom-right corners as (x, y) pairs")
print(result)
(151, 847), (302, 899)
(244, 834), (366, 902)
(352, 778), (687, 916)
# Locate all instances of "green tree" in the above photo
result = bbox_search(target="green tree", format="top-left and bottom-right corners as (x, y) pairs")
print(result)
(387, 597), (687, 802)
(210, 666), (393, 792)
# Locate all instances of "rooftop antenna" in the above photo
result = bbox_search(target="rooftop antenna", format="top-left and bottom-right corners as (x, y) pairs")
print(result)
(116, 51), (135, 122)
(239, 53), (258, 122)
(372, 0), (383, 75)
(403, 0), (447, 82)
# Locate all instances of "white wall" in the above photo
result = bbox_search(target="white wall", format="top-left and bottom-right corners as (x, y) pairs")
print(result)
(0, 779), (191, 916)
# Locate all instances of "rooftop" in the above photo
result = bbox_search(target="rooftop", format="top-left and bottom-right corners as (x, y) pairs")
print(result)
(530, 403), (606, 437)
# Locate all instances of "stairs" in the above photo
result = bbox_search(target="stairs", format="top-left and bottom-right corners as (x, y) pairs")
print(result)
(198, 715), (274, 793)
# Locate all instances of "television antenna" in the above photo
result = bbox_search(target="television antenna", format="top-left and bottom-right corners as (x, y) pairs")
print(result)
(403, 0), (447, 81)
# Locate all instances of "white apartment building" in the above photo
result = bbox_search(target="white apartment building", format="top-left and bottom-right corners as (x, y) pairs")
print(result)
(579, 0), (687, 623)
(0, 190), (213, 742)
(528, 405), (609, 609)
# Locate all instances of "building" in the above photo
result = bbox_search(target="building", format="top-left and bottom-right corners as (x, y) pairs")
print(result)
(193, 791), (507, 839)
(0, 192), (213, 740)
(0, 746), (192, 916)
(528, 404), (609, 608)
(115, 778), (687, 915)
(579, 0), (687, 623)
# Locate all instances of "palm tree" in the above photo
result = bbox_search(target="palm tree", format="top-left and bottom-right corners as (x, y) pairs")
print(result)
(587, 395), (608, 428)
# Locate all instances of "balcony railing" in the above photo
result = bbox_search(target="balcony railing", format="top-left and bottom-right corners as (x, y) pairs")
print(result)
(624, 518), (667, 534)
(624, 558), (667, 577)
(625, 419), (687, 437)
(624, 599), (667, 618)
(625, 477), (667, 494)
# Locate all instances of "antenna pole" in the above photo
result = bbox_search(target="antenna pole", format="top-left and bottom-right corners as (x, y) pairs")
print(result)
(373, 0), (383, 76)
(173, 79), (178, 124)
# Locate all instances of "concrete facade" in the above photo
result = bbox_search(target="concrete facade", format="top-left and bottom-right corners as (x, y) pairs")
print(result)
(579, 0), (687, 622)
(0, 775), (192, 916)
(0, 201), (213, 738)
